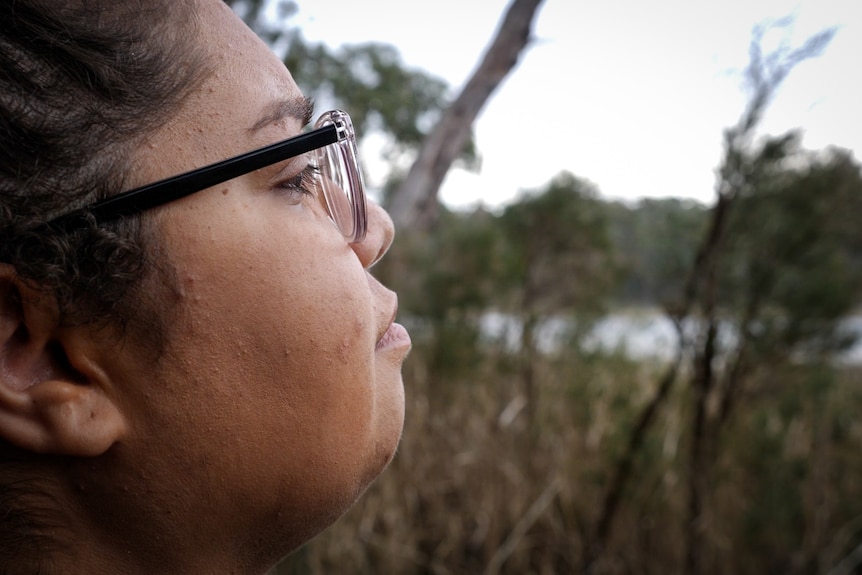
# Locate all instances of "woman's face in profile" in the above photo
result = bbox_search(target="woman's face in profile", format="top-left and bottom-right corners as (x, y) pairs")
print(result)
(101, 0), (410, 555)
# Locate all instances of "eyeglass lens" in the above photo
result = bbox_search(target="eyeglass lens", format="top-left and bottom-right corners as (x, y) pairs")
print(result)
(312, 110), (367, 244)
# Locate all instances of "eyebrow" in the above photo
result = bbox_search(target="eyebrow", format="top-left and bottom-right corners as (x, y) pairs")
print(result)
(250, 95), (315, 133)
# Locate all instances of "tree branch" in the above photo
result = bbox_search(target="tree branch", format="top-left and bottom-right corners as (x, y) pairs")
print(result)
(388, 0), (545, 231)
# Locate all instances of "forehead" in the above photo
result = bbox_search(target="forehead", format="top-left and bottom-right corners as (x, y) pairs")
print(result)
(128, 0), (303, 187)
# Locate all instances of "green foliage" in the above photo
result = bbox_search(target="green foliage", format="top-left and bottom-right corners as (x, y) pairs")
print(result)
(607, 197), (709, 306)
(496, 171), (619, 320)
(282, 40), (449, 148)
(402, 207), (505, 320)
(719, 134), (862, 359)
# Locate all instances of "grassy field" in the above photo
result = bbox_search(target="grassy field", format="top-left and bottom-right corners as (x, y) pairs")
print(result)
(268, 340), (862, 574)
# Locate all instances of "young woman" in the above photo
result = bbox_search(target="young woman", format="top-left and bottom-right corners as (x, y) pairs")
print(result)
(0, 1), (410, 573)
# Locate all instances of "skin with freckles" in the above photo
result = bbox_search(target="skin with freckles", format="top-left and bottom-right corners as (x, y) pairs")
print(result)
(0, 0), (409, 573)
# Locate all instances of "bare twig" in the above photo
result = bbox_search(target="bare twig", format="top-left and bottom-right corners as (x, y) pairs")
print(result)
(485, 479), (560, 575)
(826, 541), (862, 575)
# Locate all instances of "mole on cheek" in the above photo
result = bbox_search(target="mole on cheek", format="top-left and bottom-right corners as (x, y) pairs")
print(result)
(339, 335), (357, 363)
(177, 275), (199, 299)
(336, 319), (366, 363)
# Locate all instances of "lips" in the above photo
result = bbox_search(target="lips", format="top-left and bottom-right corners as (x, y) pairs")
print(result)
(375, 320), (411, 352)
(371, 275), (411, 353)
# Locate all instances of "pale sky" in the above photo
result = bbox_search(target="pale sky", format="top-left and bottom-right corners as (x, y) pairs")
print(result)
(294, 0), (862, 209)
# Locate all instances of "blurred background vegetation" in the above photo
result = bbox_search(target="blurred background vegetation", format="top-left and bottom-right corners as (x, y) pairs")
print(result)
(229, 1), (862, 573)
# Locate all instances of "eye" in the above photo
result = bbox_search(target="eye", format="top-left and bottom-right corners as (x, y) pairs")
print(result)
(274, 164), (321, 201)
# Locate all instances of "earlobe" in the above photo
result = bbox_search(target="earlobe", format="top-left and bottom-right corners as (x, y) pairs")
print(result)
(24, 379), (126, 456)
(0, 266), (126, 456)
(0, 379), (127, 456)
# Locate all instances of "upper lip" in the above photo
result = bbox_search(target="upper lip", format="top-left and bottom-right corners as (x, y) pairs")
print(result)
(376, 301), (398, 345)
(370, 273), (399, 345)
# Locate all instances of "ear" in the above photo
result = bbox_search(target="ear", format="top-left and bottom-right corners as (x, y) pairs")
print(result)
(0, 265), (126, 456)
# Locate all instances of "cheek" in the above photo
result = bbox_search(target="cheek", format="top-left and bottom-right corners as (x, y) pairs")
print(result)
(229, 243), (378, 414)
(259, 256), (374, 367)
(290, 293), (377, 413)
(156, 201), (389, 473)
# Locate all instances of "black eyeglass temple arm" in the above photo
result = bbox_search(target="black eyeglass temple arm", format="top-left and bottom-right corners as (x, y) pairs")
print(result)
(52, 124), (339, 227)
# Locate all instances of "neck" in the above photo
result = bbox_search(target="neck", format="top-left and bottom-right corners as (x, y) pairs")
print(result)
(0, 468), (267, 575)
(0, 452), (289, 575)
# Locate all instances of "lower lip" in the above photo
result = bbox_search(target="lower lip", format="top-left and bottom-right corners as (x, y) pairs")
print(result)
(376, 322), (411, 352)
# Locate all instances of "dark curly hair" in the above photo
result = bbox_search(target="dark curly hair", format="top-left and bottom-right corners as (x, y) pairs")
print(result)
(0, 1), (212, 567)
(0, 0), (209, 331)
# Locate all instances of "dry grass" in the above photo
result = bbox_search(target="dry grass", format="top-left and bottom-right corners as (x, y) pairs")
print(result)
(270, 349), (862, 575)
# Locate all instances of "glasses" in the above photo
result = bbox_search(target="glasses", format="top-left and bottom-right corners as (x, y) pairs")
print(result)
(50, 109), (368, 243)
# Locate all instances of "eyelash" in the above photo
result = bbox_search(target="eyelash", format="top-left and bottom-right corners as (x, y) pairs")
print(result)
(275, 164), (321, 199)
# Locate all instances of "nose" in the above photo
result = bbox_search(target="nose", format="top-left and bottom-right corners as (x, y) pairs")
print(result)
(351, 201), (394, 268)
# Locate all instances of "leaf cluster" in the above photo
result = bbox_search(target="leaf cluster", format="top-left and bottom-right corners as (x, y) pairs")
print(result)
(718, 134), (862, 359)
(496, 172), (619, 319)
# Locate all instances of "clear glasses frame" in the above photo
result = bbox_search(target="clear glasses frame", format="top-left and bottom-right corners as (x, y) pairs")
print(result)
(51, 109), (368, 243)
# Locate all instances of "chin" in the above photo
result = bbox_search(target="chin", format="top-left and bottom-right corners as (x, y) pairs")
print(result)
(355, 403), (404, 497)
(376, 388), (406, 471)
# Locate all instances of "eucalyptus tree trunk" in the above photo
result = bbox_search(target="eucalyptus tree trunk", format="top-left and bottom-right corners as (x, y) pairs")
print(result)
(388, 0), (545, 231)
